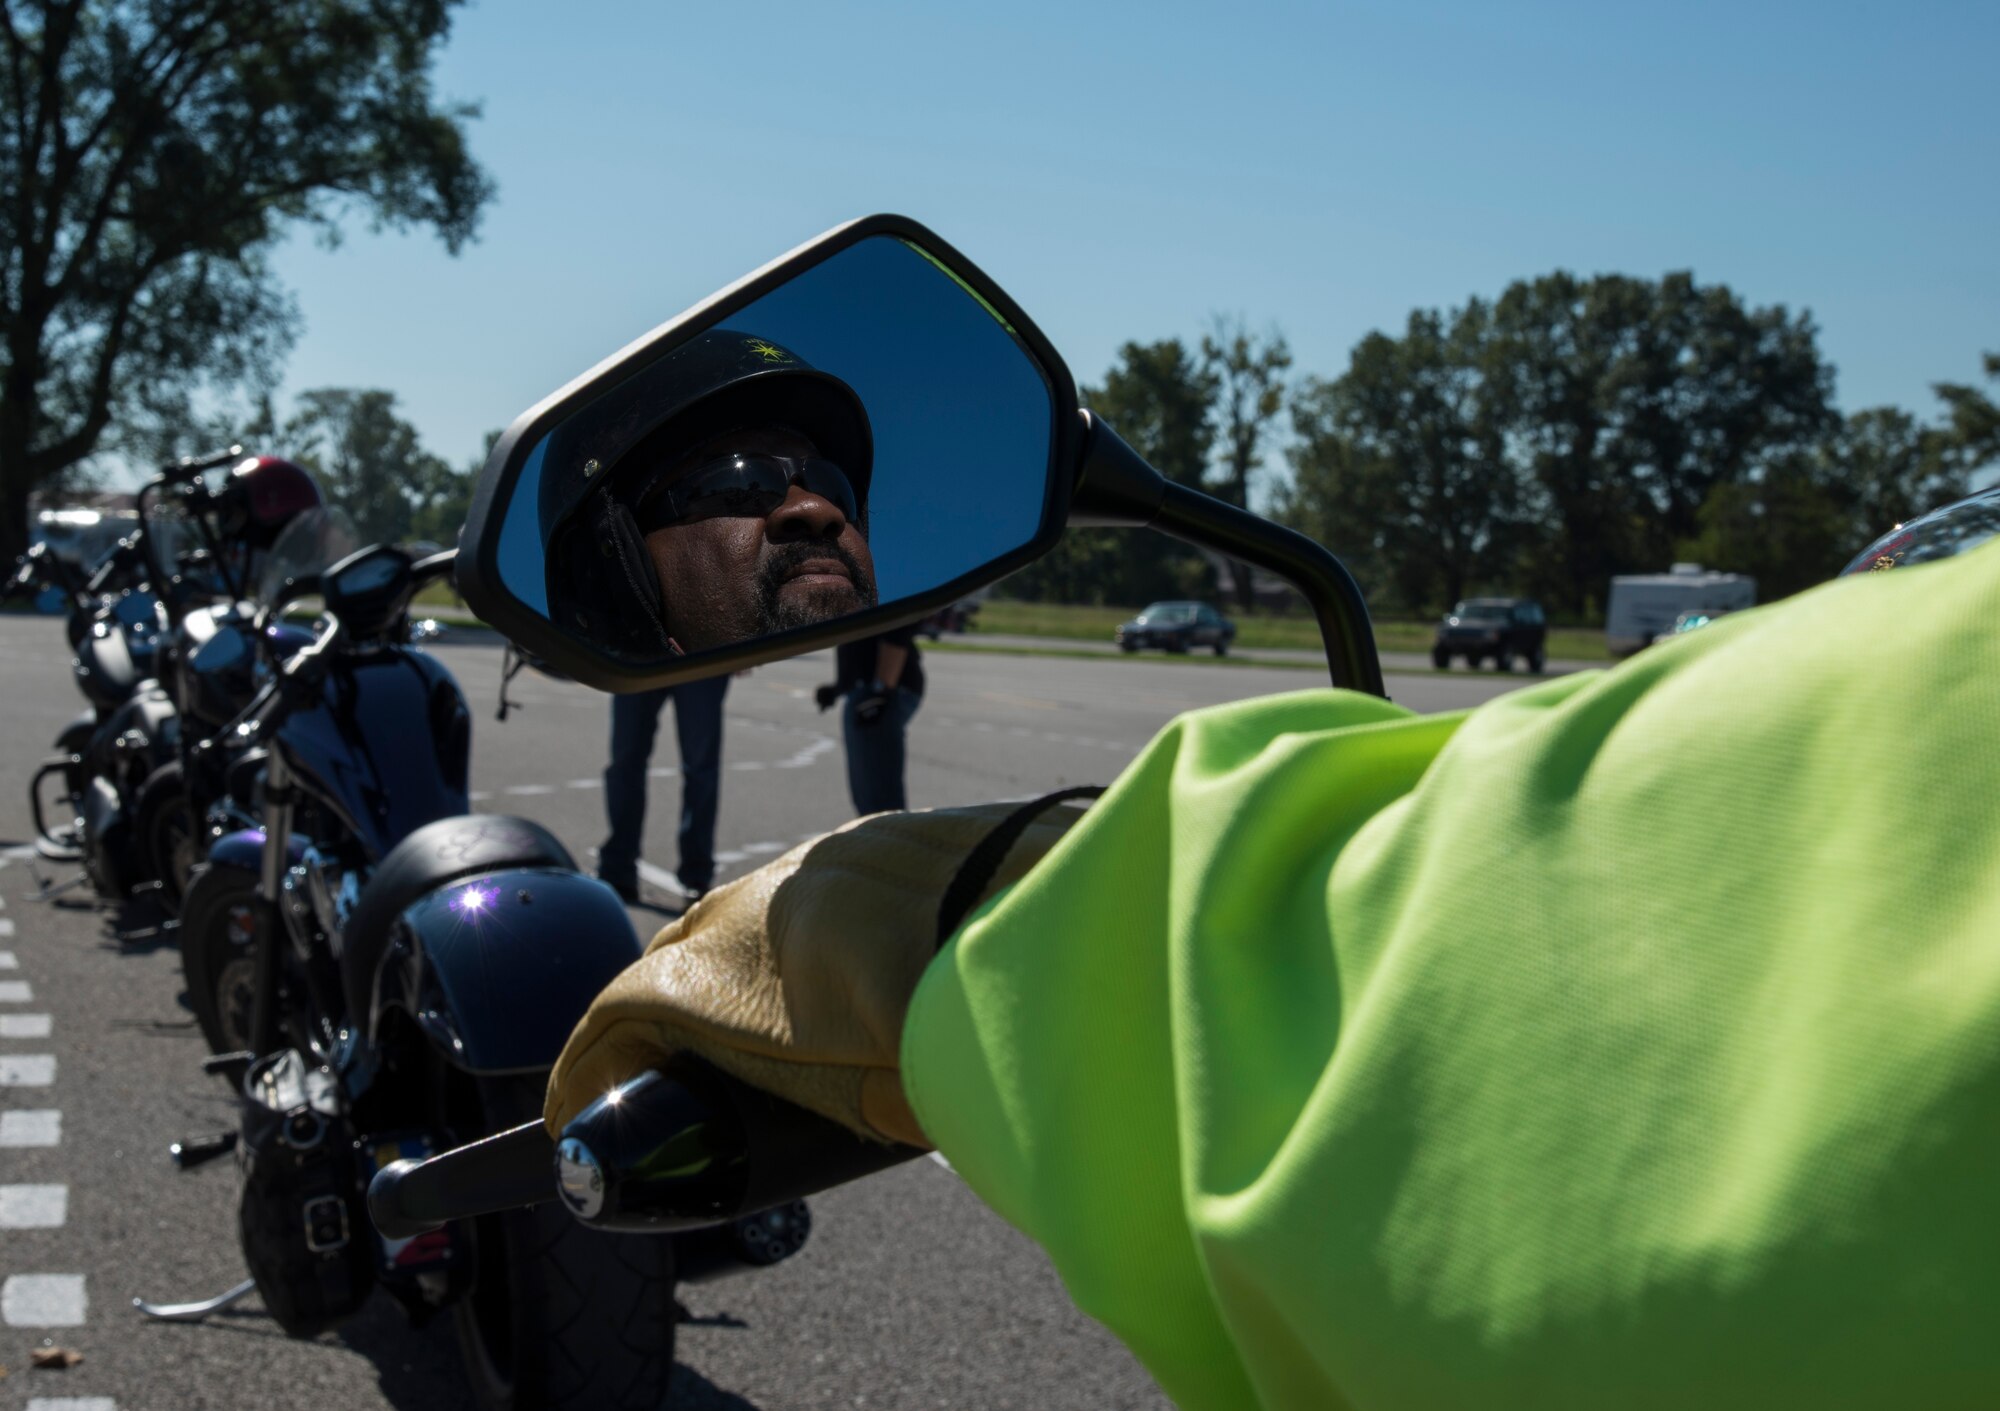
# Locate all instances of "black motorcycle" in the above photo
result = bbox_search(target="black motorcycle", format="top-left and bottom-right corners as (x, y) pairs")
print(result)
(160, 536), (763, 1410)
(21, 448), (271, 902)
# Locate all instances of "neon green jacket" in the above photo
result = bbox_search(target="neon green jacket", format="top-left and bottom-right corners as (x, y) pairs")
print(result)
(902, 545), (2000, 1410)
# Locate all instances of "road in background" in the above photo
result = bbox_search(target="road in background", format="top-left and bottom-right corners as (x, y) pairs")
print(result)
(0, 615), (1524, 1411)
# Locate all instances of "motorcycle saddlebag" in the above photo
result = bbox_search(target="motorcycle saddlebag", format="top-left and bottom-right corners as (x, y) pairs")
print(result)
(236, 1049), (375, 1336)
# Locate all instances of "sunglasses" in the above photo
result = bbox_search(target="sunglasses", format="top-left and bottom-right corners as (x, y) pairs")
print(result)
(631, 453), (860, 533)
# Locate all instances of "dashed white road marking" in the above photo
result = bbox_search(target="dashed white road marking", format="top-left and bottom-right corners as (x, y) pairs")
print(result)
(742, 841), (785, 855)
(0, 1183), (68, 1228)
(505, 784), (555, 796)
(647, 766), (679, 778)
(469, 790), (491, 802)
(0, 948), (15, 966)
(565, 778), (600, 789)
(0, 919), (14, 938)
(2, 1273), (87, 1326)
(27, 1397), (120, 1411)
(712, 850), (747, 865)
(0, 980), (32, 1003)
(0, 1012), (52, 1038)
(0, 1110), (62, 1147)
(0, 1055), (56, 1086)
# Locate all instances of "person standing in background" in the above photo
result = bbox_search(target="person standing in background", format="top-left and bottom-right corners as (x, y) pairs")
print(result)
(818, 625), (924, 814)
(598, 673), (730, 905)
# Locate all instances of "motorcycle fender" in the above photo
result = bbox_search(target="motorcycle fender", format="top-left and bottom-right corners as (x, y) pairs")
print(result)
(209, 827), (308, 873)
(54, 710), (96, 759)
(380, 868), (644, 1075)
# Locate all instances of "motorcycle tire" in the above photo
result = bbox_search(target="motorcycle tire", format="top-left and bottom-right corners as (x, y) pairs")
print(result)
(178, 861), (265, 1054)
(454, 1073), (677, 1411)
(136, 762), (198, 913)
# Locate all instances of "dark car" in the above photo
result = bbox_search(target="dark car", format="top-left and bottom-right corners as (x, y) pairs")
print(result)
(1433, 597), (1547, 672)
(1115, 600), (1236, 655)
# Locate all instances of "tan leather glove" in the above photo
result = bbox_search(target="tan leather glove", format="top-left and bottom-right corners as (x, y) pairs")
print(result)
(545, 799), (1086, 1149)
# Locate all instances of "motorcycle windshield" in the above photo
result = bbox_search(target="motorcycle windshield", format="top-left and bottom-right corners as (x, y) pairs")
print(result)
(256, 508), (360, 608)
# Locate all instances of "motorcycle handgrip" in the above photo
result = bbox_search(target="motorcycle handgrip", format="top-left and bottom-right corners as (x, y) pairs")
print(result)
(367, 1057), (925, 1240)
(369, 1120), (554, 1241)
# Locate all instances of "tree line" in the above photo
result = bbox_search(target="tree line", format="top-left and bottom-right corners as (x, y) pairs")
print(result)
(1015, 280), (1999, 618)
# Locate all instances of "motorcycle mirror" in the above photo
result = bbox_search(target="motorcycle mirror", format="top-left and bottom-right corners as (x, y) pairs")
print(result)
(456, 215), (1078, 691)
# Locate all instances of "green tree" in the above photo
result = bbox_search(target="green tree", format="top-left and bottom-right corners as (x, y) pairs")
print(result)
(0, 0), (492, 559)
(1003, 339), (1220, 605)
(1934, 352), (2000, 472)
(1286, 303), (1522, 613)
(1485, 271), (1834, 613)
(284, 388), (455, 545)
(1682, 406), (1968, 600)
(1201, 316), (1291, 610)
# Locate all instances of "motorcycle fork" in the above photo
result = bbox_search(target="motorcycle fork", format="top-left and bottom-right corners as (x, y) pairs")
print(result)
(248, 748), (294, 1059)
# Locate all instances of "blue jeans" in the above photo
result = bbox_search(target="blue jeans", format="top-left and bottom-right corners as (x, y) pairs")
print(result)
(841, 686), (921, 815)
(600, 674), (729, 890)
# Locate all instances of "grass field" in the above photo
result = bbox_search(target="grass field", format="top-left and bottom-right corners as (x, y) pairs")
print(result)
(971, 599), (1610, 661)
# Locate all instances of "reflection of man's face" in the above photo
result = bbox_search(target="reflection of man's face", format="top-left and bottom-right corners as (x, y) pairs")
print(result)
(637, 425), (877, 653)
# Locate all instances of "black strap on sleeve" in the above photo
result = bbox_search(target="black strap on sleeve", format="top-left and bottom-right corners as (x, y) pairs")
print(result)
(934, 785), (1105, 950)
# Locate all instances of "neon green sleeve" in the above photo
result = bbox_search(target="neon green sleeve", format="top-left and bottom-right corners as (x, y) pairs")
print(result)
(902, 545), (2000, 1410)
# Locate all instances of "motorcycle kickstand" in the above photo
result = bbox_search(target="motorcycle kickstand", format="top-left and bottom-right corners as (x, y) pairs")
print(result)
(25, 860), (87, 903)
(117, 916), (179, 945)
(132, 1278), (258, 1324)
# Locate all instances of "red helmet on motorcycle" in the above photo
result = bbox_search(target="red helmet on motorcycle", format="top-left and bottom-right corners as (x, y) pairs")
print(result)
(221, 455), (323, 548)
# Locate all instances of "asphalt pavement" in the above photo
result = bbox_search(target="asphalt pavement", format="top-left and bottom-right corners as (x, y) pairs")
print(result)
(0, 615), (1524, 1411)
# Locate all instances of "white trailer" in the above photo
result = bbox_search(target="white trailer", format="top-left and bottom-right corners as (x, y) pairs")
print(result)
(1605, 564), (1756, 658)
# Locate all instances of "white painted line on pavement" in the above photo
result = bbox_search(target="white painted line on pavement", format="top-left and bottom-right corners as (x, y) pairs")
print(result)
(0, 948), (15, 966)
(27, 1397), (120, 1411)
(0, 1110), (62, 1147)
(0, 919), (13, 938)
(647, 766), (679, 777)
(2, 1273), (87, 1326)
(0, 1055), (56, 1086)
(0, 980), (32, 1003)
(566, 778), (600, 789)
(636, 862), (693, 897)
(0, 844), (30, 860)
(469, 790), (491, 802)
(505, 784), (554, 796)
(0, 1012), (52, 1038)
(743, 841), (785, 855)
(713, 850), (747, 865)
(0, 1184), (68, 1228)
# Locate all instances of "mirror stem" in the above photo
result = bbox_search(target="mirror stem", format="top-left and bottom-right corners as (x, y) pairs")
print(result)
(1070, 412), (1385, 697)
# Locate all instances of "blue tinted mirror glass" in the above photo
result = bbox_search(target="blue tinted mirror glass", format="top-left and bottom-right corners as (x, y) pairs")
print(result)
(491, 236), (1055, 663)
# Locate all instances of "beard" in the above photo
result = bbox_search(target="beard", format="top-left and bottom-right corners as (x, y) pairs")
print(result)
(755, 539), (878, 635)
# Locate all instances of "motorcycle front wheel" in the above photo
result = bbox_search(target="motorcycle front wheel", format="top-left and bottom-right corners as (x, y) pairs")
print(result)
(452, 1072), (678, 1411)
(178, 861), (264, 1054)
(136, 762), (199, 912)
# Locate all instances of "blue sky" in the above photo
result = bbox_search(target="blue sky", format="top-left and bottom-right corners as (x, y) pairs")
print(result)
(262, 0), (1998, 487)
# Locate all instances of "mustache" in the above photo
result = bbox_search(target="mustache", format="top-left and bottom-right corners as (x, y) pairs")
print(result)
(755, 539), (877, 631)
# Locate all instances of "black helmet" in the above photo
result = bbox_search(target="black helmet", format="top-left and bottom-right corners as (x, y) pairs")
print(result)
(1841, 483), (2000, 577)
(538, 328), (873, 659)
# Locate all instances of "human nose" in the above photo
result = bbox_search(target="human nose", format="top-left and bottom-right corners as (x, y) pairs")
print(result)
(765, 482), (850, 542)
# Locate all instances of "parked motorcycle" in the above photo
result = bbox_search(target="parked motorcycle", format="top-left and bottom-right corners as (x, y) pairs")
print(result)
(365, 214), (1383, 1377)
(159, 528), (803, 1410)
(19, 448), (248, 894)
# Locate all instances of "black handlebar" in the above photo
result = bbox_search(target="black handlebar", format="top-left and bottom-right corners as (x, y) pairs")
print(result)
(160, 445), (244, 483)
(368, 1057), (925, 1241)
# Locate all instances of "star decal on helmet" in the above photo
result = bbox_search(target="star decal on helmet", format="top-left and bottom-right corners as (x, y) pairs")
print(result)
(745, 339), (792, 364)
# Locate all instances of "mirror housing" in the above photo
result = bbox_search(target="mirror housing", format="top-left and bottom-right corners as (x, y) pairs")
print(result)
(456, 215), (1082, 692)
